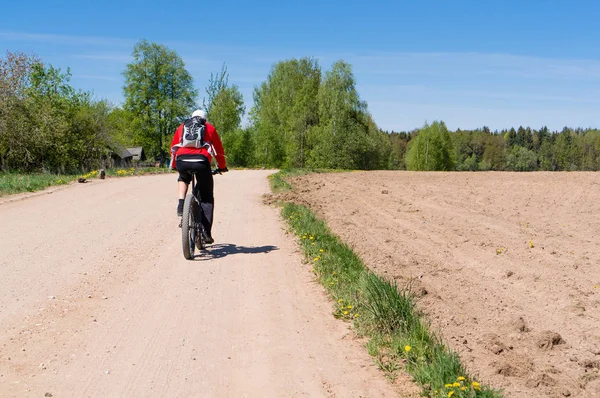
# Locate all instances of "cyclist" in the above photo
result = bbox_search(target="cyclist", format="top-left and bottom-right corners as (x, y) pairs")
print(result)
(169, 109), (227, 244)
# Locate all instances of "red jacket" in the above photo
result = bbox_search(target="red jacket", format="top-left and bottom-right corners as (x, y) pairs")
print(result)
(169, 121), (227, 170)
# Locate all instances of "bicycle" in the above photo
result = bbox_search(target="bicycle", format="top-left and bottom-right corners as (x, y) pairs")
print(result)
(181, 169), (223, 260)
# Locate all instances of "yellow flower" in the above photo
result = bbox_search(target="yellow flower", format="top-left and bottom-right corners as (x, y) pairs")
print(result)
(472, 381), (480, 388)
(457, 376), (465, 381)
(452, 382), (460, 387)
(302, 236), (307, 239)
(347, 305), (352, 309)
(445, 384), (453, 388)
(461, 387), (467, 391)
(313, 257), (320, 261)
(309, 236), (314, 240)
(330, 282), (334, 285)
(528, 240), (534, 248)
(404, 345), (411, 352)
(354, 314), (359, 318)
(343, 311), (349, 315)
(338, 299), (343, 303)
(319, 249), (324, 253)
(448, 391), (454, 397)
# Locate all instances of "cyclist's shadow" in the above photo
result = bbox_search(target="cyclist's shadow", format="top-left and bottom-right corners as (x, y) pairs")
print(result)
(193, 243), (279, 260)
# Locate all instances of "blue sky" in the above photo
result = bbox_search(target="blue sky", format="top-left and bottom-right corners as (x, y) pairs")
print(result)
(2, 0), (599, 132)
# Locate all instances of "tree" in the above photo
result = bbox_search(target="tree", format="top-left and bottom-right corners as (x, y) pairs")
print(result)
(250, 58), (321, 168)
(203, 64), (245, 137)
(405, 121), (455, 171)
(203, 63), (229, 115)
(505, 145), (538, 171)
(123, 40), (197, 162)
(308, 60), (367, 169)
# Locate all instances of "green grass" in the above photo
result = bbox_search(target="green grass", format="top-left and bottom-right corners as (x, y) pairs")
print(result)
(272, 170), (502, 398)
(0, 167), (174, 197)
(0, 172), (76, 197)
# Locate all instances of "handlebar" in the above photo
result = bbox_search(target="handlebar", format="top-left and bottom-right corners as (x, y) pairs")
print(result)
(212, 168), (229, 175)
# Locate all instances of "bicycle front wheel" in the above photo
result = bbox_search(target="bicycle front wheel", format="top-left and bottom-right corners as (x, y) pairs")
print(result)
(181, 194), (197, 260)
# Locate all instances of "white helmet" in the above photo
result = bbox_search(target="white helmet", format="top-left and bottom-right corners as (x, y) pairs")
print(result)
(192, 109), (207, 119)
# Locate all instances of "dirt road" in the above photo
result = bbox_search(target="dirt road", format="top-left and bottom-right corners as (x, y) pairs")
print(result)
(0, 171), (415, 397)
(290, 171), (600, 398)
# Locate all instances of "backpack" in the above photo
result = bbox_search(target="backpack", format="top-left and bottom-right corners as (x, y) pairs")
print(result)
(180, 116), (206, 148)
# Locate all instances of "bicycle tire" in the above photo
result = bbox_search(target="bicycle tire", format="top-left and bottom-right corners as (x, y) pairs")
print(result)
(181, 194), (197, 260)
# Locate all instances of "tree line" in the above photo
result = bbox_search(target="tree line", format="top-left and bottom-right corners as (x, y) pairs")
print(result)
(0, 52), (118, 173)
(1, 41), (599, 173)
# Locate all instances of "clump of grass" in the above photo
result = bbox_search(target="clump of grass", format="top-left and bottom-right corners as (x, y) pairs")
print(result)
(0, 172), (76, 196)
(268, 169), (310, 193)
(280, 197), (502, 397)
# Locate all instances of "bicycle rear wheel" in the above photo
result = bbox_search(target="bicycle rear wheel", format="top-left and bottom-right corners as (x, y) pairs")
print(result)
(181, 194), (197, 260)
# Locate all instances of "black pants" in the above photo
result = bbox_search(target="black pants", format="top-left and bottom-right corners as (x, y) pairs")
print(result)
(176, 155), (214, 235)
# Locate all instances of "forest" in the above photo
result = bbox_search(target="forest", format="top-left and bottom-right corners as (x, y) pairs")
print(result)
(1, 42), (599, 174)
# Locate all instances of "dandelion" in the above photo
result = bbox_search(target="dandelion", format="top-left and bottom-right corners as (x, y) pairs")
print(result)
(338, 299), (343, 303)
(330, 282), (334, 285)
(302, 235), (307, 239)
(309, 236), (314, 240)
(461, 387), (467, 391)
(404, 345), (411, 353)
(472, 381), (480, 388)
(445, 384), (453, 388)
(347, 305), (352, 309)
(447, 391), (454, 397)
(319, 249), (324, 253)
(313, 257), (320, 261)
(457, 376), (465, 381)
(452, 382), (460, 387)
(354, 314), (359, 318)
(343, 311), (349, 315)
(311, 243), (315, 245)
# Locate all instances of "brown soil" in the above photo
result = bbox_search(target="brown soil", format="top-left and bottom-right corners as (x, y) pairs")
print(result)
(0, 171), (420, 397)
(289, 171), (600, 398)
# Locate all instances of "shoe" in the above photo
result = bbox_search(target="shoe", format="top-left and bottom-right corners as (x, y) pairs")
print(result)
(177, 207), (183, 217)
(203, 232), (214, 244)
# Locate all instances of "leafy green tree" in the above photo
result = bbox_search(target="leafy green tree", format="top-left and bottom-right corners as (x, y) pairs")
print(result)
(123, 40), (197, 162)
(405, 121), (455, 171)
(1, 51), (115, 173)
(251, 58), (321, 168)
(308, 60), (370, 169)
(107, 107), (135, 147)
(203, 63), (228, 114)
(221, 127), (255, 167)
(505, 145), (538, 171)
(479, 134), (505, 170)
(209, 86), (245, 136)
